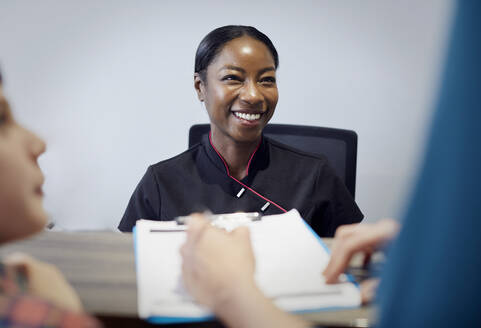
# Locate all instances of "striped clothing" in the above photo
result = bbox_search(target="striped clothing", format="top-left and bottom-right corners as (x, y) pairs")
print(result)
(0, 262), (101, 328)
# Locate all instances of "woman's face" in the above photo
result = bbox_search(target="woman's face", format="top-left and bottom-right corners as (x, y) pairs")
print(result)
(0, 85), (47, 243)
(195, 36), (278, 144)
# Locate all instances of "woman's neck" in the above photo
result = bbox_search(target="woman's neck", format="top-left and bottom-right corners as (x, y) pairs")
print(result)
(210, 132), (260, 181)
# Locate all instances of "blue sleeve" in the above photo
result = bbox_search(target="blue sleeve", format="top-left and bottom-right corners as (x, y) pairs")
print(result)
(118, 166), (161, 232)
(377, 1), (481, 326)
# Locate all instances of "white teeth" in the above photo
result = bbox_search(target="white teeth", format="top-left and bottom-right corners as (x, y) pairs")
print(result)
(234, 112), (261, 121)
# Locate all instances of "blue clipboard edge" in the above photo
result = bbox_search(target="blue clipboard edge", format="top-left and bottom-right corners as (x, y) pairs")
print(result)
(300, 219), (360, 288)
(133, 214), (361, 325)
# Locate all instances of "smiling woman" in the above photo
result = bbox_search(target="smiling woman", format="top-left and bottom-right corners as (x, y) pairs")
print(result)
(118, 25), (363, 236)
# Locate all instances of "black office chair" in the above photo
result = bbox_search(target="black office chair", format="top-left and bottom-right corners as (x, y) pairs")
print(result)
(188, 123), (358, 199)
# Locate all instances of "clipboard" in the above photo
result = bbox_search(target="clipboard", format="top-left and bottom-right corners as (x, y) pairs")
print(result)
(134, 209), (360, 324)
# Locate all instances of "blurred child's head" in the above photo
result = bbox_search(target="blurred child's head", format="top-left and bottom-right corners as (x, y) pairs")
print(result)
(0, 71), (47, 243)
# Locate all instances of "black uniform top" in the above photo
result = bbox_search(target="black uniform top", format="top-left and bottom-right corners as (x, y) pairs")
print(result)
(119, 133), (363, 236)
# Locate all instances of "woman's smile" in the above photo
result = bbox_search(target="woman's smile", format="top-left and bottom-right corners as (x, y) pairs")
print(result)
(232, 110), (264, 126)
(233, 112), (261, 121)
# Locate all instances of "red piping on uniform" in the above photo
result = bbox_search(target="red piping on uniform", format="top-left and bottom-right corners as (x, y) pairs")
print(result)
(208, 132), (287, 213)
(245, 139), (261, 176)
(209, 132), (232, 176)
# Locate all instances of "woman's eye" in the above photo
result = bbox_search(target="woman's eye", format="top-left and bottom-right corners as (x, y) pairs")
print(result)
(0, 108), (6, 126)
(0, 101), (11, 126)
(222, 75), (242, 82)
(260, 77), (276, 85)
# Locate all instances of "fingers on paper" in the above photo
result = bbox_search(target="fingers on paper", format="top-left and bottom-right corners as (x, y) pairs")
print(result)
(323, 219), (399, 284)
(231, 225), (251, 242)
(185, 213), (210, 245)
(323, 225), (365, 283)
(360, 278), (379, 304)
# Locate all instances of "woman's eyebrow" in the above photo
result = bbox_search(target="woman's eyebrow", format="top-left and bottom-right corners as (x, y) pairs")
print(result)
(258, 67), (276, 75)
(219, 66), (276, 74)
(219, 65), (245, 73)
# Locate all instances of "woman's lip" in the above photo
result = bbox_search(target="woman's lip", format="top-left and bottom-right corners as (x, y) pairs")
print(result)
(35, 186), (44, 197)
(231, 110), (264, 114)
(232, 112), (263, 126)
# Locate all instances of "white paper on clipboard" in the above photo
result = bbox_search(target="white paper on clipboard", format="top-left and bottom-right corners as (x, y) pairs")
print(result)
(134, 209), (360, 321)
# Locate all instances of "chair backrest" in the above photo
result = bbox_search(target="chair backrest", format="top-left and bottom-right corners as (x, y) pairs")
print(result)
(188, 123), (358, 199)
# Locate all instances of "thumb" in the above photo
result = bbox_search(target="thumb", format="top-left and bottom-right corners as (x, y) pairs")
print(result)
(232, 226), (251, 242)
(3, 252), (35, 265)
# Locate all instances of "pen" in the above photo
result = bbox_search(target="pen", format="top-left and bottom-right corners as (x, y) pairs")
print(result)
(150, 212), (262, 232)
(149, 212), (262, 233)
(175, 211), (262, 226)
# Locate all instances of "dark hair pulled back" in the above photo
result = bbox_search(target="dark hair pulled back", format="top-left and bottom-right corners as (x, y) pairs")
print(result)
(195, 25), (279, 81)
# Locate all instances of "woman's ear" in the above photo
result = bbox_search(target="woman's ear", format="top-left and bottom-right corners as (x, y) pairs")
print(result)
(194, 73), (205, 102)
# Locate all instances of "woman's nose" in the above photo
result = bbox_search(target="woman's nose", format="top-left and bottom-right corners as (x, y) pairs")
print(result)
(25, 128), (46, 159)
(239, 81), (263, 106)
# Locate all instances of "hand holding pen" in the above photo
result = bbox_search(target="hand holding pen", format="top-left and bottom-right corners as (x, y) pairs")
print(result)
(180, 214), (256, 313)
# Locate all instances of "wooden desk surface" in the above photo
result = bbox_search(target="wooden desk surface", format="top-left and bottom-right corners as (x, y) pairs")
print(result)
(0, 231), (374, 328)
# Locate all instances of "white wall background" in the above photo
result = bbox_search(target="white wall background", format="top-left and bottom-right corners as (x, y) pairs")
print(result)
(0, 0), (454, 230)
